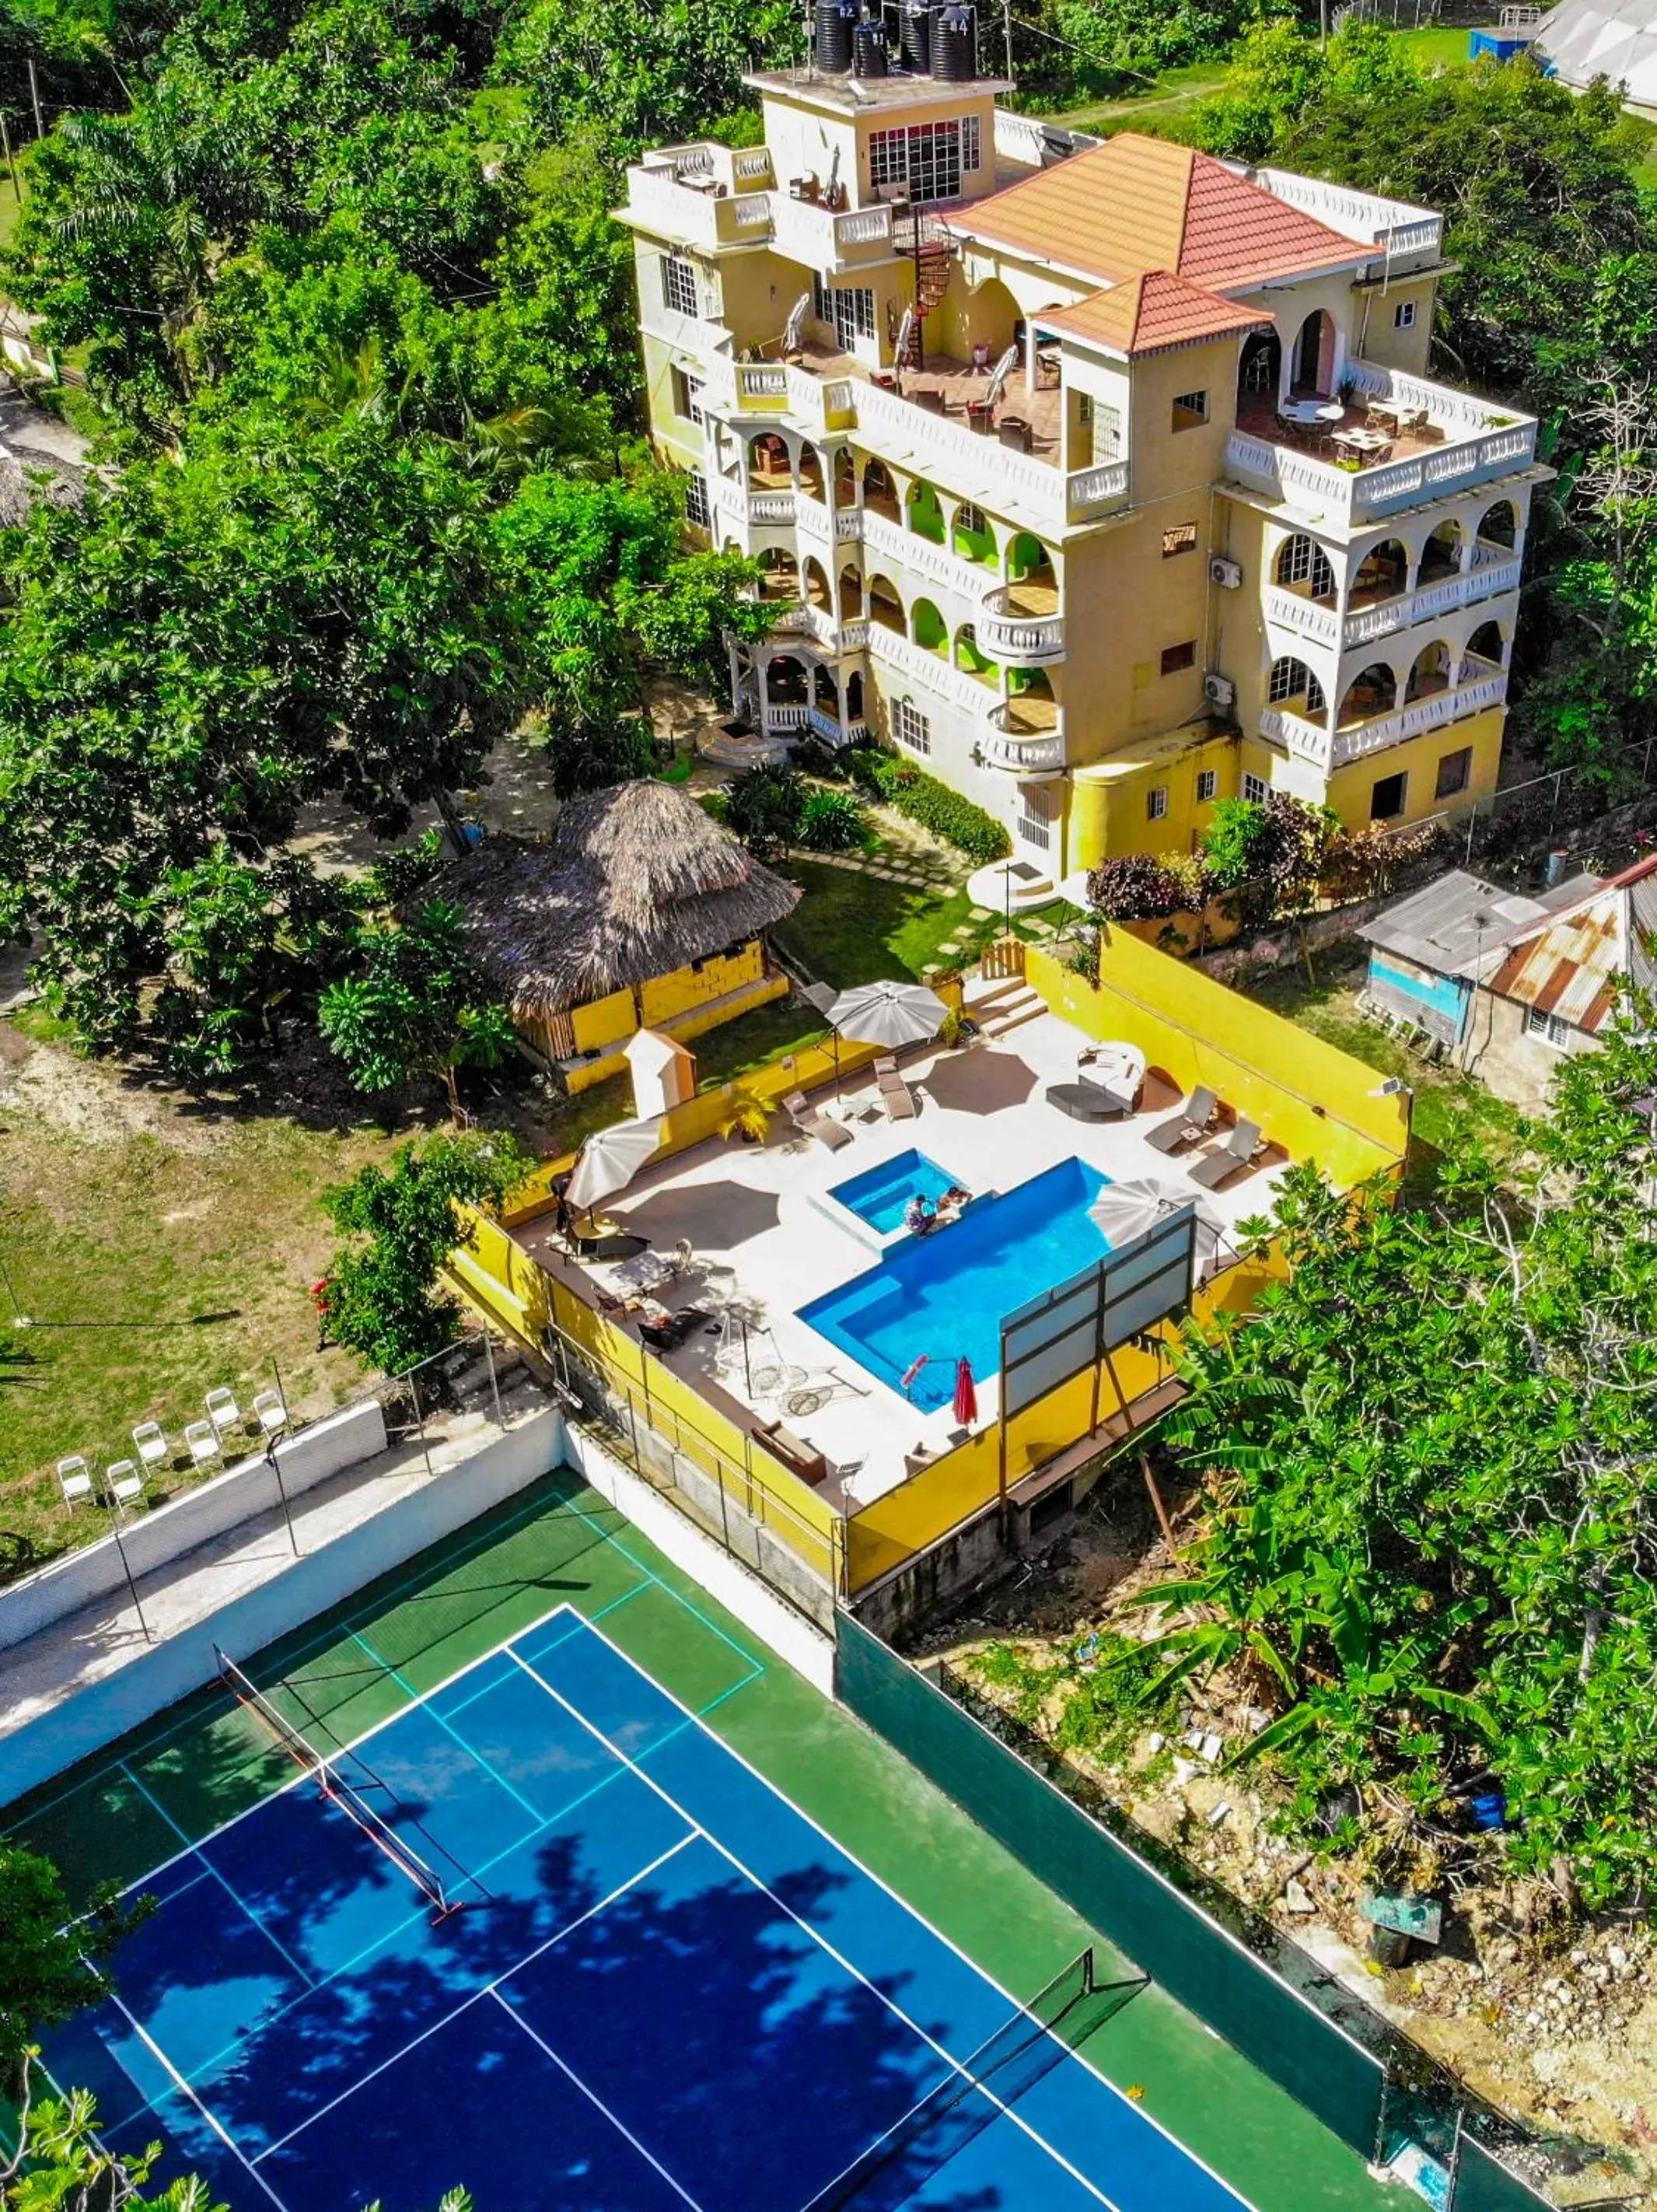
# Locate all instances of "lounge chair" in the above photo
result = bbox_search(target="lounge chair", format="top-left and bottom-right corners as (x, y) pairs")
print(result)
(103, 1459), (145, 1509)
(1189, 1118), (1267, 1189)
(785, 1090), (854, 1151)
(57, 1454), (93, 1509)
(883, 1082), (918, 1121)
(1045, 1076), (1133, 1122)
(131, 1421), (170, 1475)
(1145, 1085), (1219, 1154)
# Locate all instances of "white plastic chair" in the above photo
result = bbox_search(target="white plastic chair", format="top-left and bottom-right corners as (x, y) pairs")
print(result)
(57, 1454), (93, 1508)
(184, 1420), (222, 1470)
(131, 1421), (169, 1474)
(103, 1459), (145, 1509)
(252, 1390), (287, 1437)
(204, 1387), (241, 1440)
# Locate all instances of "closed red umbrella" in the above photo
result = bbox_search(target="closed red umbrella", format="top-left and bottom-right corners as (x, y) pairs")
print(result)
(953, 1356), (977, 1427)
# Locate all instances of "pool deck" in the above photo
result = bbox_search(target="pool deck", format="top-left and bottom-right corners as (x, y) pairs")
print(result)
(517, 1006), (1288, 1505)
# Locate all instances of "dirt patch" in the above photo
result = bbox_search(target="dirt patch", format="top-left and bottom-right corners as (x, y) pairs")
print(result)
(0, 1037), (230, 1154)
(919, 1474), (1657, 2207)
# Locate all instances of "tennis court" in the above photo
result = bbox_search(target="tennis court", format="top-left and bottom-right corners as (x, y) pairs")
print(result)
(39, 1601), (1252, 2212)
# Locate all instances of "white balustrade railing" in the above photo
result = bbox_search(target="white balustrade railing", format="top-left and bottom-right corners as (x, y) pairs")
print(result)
(1259, 705), (1334, 768)
(623, 166), (773, 250)
(769, 194), (894, 269)
(1264, 586), (1342, 648)
(1227, 394), (1537, 526)
(861, 509), (991, 602)
(1064, 460), (1131, 520)
(840, 619), (870, 651)
(1330, 669), (1508, 765)
(978, 590), (1066, 664)
(764, 703), (811, 732)
(732, 146), (775, 186)
(748, 489), (796, 524)
(794, 492), (833, 544)
(1341, 558), (1522, 646)
(835, 506), (863, 542)
(867, 623), (998, 712)
(855, 380), (1068, 528)
(981, 730), (1066, 775)
(1248, 168), (1442, 260)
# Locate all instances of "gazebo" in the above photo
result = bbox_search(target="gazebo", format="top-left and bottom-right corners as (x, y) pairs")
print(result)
(428, 781), (801, 1090)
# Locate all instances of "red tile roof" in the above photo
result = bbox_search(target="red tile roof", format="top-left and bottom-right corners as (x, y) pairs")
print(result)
(1037, 271), (1270, 357)
(953, 133), (1370, 290)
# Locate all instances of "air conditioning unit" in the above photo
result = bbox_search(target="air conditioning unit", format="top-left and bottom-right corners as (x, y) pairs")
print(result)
(1203, 672), (1236, 711)
(1209, 555), (1243, 590)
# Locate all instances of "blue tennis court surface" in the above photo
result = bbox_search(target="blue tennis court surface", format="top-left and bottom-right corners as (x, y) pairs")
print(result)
(44, 1608), (1249, 2212)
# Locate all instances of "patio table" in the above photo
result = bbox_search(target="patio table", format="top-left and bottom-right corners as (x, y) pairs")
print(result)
(615, 1250), (675, 1291)
(1281, 397), (1344, 427)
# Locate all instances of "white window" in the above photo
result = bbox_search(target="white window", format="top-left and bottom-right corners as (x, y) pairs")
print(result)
(895, 699), (932, 755)
(869, 120), (962, 205)
(1092, 400), (1122, 458)
(1276, 534), (1336, 598)
(683, 473), (711, 527)
(1268, 656), (1326, 712)
(1243, 772), (1269, 805)
(1146, 786), (1169, 822)
(1394, 300), (1418, 331)
(1171, 389), (1208, 431)
(816, 274), (876, 349)
(1526, 1006), (1571, 1048)
(1196, 768), (1217, 803)
(672, 366), (704, 425)
(660, 254), (700, 319)
(960, 114), (982, 173)
(1019, 785), (1052, 849)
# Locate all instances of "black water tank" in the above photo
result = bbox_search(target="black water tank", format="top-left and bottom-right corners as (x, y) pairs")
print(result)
(853, 20), (889, 75)
(815, 0), (857, 72)
(931, 1), (977, 77)
(900, 0), (933, 72)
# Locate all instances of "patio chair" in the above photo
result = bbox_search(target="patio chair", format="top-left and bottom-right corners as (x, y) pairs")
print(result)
(1145, 1084), (1219, 1155)
(784, 1090), (854, 1151)
(103, 1459), (145, 1510)
(57, 1454), (93, 1509)
(204, 1386), (241, 1440)
(253, 1389), (288, 1437)
(882, 1082), (918, 1121)
(1189, 1118), (1268, 1190)
(131, 1421), (170, 1475)
(184, 1419), (222, 1471)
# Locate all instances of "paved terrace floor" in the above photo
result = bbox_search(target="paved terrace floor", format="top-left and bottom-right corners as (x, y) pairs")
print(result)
(797, 340), (1066, 466)
(0, 1362), (549, 1750)
(519, 1004), (1288, 1507)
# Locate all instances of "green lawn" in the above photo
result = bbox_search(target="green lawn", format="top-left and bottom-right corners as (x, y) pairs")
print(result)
(1051, 59), (1228, 136)
(692, 993), (830, 1089)
(774, 861), (1001, 987)
(1236, 936), (1526, 1198)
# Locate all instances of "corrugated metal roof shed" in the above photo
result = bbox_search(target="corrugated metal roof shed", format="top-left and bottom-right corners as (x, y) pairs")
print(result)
(1358, 871), (1550, 978)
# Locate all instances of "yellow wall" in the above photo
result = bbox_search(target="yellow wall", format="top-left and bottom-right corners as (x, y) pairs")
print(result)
(572, 986), (638, 1055)
(1068, 727), (1240, 870)
(561, 944), (783, 1094)
(1025, 934), (1407, 1185)
(1324, 706), (1506, 835)
(638, 942), (767, 1026)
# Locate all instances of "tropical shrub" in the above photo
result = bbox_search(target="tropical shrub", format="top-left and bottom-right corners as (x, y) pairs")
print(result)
(1087, 854), (1190, 921)
(871, 761), (1010, 862)
(725, 764), (804, 854)
(796, 788), (865, 852)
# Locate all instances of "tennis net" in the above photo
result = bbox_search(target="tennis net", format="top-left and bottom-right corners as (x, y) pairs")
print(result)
(803, 1947), (1146, 2212)
(216, 1647), (457, 1920)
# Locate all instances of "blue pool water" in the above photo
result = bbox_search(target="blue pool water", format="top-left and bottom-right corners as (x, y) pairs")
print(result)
(800, 1157), (1113, 1411)
(828, 1146), (958, 1236)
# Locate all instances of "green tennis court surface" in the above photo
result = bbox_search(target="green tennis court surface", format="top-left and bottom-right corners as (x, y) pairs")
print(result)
(5, 1470), (1395, 2212)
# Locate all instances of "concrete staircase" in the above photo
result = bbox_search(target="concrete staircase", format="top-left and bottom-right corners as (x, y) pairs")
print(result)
(967, 973), (1046, 1041)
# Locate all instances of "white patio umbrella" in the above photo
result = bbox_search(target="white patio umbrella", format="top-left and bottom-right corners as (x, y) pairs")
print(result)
(1089, 1175), (1225, 1258)
(983, 343), (1020, 410)
(893, 304), (917, 377)
(781, 291), (812, 355)
(566, 1115), (664, 1213)
(829, 980), (949, 1051)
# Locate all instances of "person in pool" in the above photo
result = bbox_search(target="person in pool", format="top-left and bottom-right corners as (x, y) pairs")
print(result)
(904, 1193), (938, 1236)
(939, 1183), (972, 1215)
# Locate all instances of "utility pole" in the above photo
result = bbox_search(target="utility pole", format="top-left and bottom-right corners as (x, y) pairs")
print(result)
(0, 114), (22, 205)
(1002, 0), (1014, 82)
(26, 60), (45, 142)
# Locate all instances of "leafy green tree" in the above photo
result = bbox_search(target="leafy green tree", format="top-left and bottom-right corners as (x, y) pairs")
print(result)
(320, 1129), (528, 1371)
(319, 899), (516, 1122)
(2, 2085), (224, 2211)
(725, 763), (803, 856)
(1131, 992), (1657, 1908)
(0, 1844), (141, 2079)
(0, 411), (512, 1045)
(494, 471), (769, 794)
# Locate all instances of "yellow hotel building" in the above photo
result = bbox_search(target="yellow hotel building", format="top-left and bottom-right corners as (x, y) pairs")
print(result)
(619, 15), (1543, 892)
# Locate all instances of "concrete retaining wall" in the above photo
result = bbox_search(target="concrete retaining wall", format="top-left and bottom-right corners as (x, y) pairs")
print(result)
(0, 1401), (390, 1654)
(561, 1424), (835, 1696)
(0, 1410), (561, 1808)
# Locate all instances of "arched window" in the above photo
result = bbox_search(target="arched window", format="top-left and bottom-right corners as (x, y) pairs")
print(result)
(1405, 641), (1452, 702)
(1351, 539), (1408, 607)
(1337, 663), (1397, 724)
(1477, 499), (1517, 553)
(1274, 534), (1337, 601)
(952, 502), (997, 565)
(748, 432), (791, 489)
(1418, 520), (1463, 586)
(1267, 656), (1327, 716)
(911, 597), (948, 654)
(868, 572), (904, 634)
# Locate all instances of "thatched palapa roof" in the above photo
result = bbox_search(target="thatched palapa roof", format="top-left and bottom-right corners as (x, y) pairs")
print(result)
(428, 780), (800, 1020)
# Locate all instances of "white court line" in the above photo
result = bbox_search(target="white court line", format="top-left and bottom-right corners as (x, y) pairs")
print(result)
(252, 1833), (698, 2165)
(344, 1629), (548, 1832)
(504, 1643), (1124, 2212)
(489, 1991), (709, 2212)
(117, 1762), (318, 1991)
(92, 1983), (291, 2212)
(563, 1608), (1257, 2212)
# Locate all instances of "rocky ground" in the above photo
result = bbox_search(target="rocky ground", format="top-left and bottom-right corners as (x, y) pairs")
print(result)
(910, 1474), (1657, 2209)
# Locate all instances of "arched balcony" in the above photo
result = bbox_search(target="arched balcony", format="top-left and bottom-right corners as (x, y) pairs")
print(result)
(802, 555), (832, 611)
(1337, 662), (1398, 727)
(758, 548), (800, 601)
(1351, 539), (1408, 609)
(798, 443), (826, 503)
(748, 432), (792, 491)
(981, 533), (1064, 666)
(951, 502), (998, 569)
(862, 459), (900, 523)
(911, 597), (948, 656)
(1418, 520), (1463, 587)
(834, 450), (857, 509)
(868, 572), (904, 635)
(838, 565), (864, 618)
(907, 481), (946, 546)
(954, 625), (999, 686)
(1275, 534), (1337, 604)
(1404, 640), (1452, 704)
(985, 671), (1064, 777)
(1464, 619), (1506, 675)
(1267, 656), (1327, 719)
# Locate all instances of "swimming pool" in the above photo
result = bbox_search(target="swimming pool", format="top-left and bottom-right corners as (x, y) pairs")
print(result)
(827, 1147), (958, 1237)
(799, 1157), (1113, 1412)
